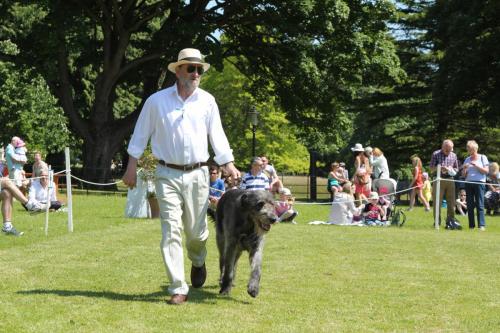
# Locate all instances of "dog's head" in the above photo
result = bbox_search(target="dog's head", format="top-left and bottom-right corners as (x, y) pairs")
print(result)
(241, 191), (278, 234)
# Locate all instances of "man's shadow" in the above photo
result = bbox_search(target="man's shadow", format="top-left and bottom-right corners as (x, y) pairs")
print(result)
(17, 284), (250, 304)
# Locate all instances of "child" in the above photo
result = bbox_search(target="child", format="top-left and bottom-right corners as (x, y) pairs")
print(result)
(363, 192), (386, 226)
(275, 188), (298, 224)
(455, 189), (467, 216)
(377, 195), (391, 221)
(12, 138), (29, 190)
(422, 172), (432, 204)
(408, 156), (431, 212)
(327, 162), (344, 198)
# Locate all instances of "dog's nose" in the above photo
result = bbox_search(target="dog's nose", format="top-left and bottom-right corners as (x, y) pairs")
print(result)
(269, 216), (278, 224)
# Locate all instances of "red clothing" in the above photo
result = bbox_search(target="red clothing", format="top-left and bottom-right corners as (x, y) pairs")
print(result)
(413, 166), (423, 189)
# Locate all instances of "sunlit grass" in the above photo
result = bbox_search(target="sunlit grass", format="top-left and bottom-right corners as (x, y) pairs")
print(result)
(1, 195), (499, 332)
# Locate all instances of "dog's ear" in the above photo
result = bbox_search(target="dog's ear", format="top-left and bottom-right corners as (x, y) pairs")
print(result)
(240, 193), (249, 208)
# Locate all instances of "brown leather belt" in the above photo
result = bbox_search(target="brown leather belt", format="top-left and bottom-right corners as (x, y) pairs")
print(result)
(158, 160), (208, 171)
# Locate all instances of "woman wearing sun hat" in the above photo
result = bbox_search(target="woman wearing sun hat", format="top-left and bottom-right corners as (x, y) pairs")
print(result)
(351, 143), (371, 203)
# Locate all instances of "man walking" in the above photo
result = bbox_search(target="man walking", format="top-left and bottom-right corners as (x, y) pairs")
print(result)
(123, 48), (240, 305)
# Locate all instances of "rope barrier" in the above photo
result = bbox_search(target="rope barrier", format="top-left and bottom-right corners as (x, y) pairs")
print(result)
(3, 171), (496, 203)
(70, 174), (123, 186)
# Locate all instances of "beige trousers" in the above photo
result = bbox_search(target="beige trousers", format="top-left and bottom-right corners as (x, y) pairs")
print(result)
(155, 166), (209, 295)
(432, 178), (456, 222)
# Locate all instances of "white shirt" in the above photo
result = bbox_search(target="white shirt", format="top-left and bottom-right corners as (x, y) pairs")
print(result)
(29, 179), (57, 203)
(127, 84), (234, 166)
(328, 192), (361, 225)
(371, 155), (390, 179)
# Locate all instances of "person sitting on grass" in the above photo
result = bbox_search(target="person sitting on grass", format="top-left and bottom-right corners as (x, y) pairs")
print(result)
(363, 192), (386, 226)
(455, 189), (467, 216)
(328, 182), (363, 225)
(208, 165), (225, 216)
(1, 177), (48, 236)
(240, 157), (270, 191)
(275, 187), (298, 224)
(29, 169), (62, 211)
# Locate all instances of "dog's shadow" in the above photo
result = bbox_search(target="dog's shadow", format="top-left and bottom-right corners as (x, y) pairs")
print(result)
(17, 284), (250, 305)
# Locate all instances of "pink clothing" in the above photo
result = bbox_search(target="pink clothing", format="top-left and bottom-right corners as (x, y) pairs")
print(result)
(275, 201), (291, 217)
(355, 183), (371, 197)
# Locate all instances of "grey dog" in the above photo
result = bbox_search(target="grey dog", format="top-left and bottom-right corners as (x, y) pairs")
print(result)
(215, 189), (278, 297)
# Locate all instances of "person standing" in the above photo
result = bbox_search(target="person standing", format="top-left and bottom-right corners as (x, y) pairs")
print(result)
(5, 136), (27, 188)
(430, 139), (460, 229)
(408, 156), (430, 211)
(123, 48), (240, 305)
(462, 140), (489, 230)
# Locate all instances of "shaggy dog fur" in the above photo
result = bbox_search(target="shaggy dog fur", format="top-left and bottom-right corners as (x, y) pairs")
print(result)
(215, 189), (278, 297)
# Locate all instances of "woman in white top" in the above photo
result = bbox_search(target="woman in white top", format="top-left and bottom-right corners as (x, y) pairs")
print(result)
(371, 147), (390, 179)
(462, 140), (489, 230)
(328, 182), (363, 225)
(28, 170), (62, 210)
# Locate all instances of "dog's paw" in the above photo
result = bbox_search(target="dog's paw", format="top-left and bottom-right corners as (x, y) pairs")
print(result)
(247, 284), (259, 298)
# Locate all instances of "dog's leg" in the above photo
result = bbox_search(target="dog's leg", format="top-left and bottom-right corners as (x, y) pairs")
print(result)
(216, 231), (225, 286)
(247, 238), (265, 298)
(219, 240), (238, 295)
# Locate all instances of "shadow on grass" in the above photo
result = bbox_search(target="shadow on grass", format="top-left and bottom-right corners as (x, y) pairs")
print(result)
(17, 284), (250, 305)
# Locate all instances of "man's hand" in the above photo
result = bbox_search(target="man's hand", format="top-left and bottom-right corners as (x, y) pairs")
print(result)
(122, 156), (138, 189)
(223, 162), (240, 183)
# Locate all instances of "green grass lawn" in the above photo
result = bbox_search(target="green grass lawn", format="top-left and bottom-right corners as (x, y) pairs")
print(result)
(1, 195), (499, 332)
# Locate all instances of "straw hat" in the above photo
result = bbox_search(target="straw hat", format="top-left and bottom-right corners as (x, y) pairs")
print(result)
(167, 48), (210, 73)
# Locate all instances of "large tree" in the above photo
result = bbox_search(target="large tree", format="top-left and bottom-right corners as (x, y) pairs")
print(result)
(7, 0), (401, 184)
(0, 3), (70, 156)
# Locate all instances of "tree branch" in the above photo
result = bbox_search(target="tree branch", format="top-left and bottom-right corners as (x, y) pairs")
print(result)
(55, 43), (91, 141)
(116, 52), (164, 79)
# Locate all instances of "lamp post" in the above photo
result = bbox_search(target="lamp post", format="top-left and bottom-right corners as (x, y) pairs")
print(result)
(248, 106), (259, 157)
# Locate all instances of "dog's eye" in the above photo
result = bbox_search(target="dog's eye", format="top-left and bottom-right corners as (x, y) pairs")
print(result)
(256, 201), (265, 210)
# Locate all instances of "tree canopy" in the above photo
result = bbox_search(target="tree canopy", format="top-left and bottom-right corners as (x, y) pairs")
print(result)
(2, 0), (402, 182)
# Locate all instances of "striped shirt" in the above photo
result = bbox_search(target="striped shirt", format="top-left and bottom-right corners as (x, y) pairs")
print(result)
(240, 171), (270, 191)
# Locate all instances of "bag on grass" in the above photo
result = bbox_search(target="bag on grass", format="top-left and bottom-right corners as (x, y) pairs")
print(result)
(391, 209), (406, 227)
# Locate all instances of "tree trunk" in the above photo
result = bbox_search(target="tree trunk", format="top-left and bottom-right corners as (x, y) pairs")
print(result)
(81, 132), (123, 190)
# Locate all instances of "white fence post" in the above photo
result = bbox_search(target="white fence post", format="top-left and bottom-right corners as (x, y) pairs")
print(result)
(44, 166), (53, 236)
(65, 147), (74, 232)
(434, 165), (441, 230)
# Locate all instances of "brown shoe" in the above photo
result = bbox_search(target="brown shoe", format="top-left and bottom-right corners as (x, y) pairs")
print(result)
(168, 294), (188, 305)
(191, 263), (206, 288)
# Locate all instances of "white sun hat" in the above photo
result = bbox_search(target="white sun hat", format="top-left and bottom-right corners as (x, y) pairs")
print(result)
(351, 143), (364, 152)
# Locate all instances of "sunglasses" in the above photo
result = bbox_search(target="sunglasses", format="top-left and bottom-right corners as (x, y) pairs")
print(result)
(210, 172), (217, 175)
(186, 65), (204, 75)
